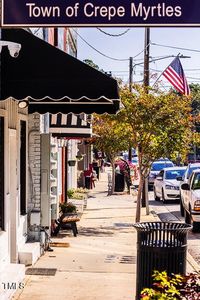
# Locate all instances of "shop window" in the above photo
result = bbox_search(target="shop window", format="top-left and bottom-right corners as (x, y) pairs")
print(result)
(0, 117), (4, 230)
(20, 120), (27, 215)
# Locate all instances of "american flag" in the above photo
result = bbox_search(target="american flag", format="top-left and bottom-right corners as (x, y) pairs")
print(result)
(163, 57), (190, 96)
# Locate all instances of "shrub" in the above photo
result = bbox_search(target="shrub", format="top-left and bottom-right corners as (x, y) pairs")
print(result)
(71, 193), (85, 200)
(75, 188), (89, 194)
(67, 189), (75, 199)
(141, 271), (200, 300)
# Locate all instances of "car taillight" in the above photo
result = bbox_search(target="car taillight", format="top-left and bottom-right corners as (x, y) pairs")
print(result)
(194, 200), (200, 211)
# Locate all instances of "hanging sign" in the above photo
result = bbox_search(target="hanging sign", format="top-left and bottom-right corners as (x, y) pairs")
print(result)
(2, 0), (200, 27)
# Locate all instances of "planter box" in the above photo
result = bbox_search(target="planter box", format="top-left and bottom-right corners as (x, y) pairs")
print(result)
(70, 199), (84, 214)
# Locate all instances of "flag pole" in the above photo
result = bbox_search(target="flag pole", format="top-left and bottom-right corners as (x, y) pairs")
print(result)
(152, 53), (180, 88)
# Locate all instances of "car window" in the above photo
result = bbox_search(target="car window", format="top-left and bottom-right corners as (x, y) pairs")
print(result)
(187, 166), (200, 178)
(191, 173), (200, 190)
(165, 169), (186, 180)
(151, 162), (173, 171)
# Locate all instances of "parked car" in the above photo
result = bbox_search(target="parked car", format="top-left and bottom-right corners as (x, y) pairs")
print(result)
(148, 160), (174, 188)
(180, 169), (200, 232)
(154, 166), (187, 203)
(132, 156), (139, 165)
(177, 163), (200, 216)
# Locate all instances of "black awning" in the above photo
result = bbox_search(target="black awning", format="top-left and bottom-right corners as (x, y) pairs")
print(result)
(1, 29), (120, 114)
(49, 113), (92, 139)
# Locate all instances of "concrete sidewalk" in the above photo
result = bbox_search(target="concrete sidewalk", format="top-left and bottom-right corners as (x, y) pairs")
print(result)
(13, 172), (196, 300)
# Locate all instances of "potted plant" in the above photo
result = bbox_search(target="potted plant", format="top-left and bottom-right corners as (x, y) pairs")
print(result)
(60, 202), (77, 214)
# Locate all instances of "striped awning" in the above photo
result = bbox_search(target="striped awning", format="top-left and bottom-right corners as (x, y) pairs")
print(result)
(1, 29), (120, 115)
(49, 113), (92, 138)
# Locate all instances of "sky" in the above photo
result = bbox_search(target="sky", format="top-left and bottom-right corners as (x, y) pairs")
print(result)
(77, 27), (200, 89)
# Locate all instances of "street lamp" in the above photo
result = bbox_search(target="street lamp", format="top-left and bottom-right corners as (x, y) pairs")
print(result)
(18, 100), (29, 109)
(0, 40), (21, 57)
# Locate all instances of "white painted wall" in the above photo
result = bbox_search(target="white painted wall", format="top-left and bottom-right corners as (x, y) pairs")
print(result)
(0, 105), (28, 269)
(0, 109), (10, 271)
(16, 114), (29, 256)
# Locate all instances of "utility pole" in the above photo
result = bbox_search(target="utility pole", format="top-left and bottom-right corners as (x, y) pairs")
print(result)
(143, 28), (150, 88)
(129, 57), (133, 92)
(141, 28), (150, 214)
(128, 57), (133, 161)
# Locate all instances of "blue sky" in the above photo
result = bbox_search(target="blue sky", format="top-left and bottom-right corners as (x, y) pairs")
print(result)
(77, 27), (200, 88)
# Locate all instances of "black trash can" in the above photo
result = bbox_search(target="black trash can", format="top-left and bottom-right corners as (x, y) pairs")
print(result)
(133, 222), (192, 300)
(93, 166), (100, 180)
(114, 173), (125, 192)
(85, 176), (91, 189)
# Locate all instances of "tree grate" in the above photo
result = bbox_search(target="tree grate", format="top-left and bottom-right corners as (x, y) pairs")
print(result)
(26, 268), (57, 276)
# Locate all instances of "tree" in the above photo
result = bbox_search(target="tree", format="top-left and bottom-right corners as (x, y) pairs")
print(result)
(119, 85), (193, 222)
(83, 59), (105, 74)
(92, 114), (130, 195)
(190, 83), (200, 115)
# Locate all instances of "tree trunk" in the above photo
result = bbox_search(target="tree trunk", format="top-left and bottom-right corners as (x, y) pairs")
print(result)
(135, 176), (144, 223)
(111, 160), (115, 195)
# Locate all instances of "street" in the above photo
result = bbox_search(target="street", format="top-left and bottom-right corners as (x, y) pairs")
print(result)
(149, 190), (200, 267)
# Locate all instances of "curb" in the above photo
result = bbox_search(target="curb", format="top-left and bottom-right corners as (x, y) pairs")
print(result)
(187, 251), (200, 273)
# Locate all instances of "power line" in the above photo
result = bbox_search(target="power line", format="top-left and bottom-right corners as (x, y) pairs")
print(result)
(96, 28), (131, 37)
(76, 30), (129, 61)
(76, 29), (150, 63)
(151, 42), (200, 54)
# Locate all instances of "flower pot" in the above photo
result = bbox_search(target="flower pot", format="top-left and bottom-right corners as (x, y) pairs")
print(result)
(68, 160), (76, 167)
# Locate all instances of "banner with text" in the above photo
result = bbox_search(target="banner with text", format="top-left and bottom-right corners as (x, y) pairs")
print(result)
(2, 0), (200, 27)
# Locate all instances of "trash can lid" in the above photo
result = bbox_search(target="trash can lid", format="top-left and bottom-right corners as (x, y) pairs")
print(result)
(133, 222), (192, 232)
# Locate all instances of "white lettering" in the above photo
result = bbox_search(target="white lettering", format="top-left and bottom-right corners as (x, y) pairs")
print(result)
(84, 3), (125, 21)
(131, 3), (182, 20)
(175, 6), (182, 17)
(142, 5), (151, 21)
(65, 3), (79, 17)
(84, 3), (94, 18)
(26, 3), (60, 18)
(131, 3), (143, 17)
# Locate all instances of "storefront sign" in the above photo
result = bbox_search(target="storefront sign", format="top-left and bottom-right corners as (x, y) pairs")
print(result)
(2, 0), (200, 27)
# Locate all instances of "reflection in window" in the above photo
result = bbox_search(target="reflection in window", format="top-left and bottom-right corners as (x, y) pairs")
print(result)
(165, 169), (186, 180)
(192, 173), (200, 190)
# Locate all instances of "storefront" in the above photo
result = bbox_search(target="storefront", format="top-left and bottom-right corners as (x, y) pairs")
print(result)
(0, 28), (120, 295)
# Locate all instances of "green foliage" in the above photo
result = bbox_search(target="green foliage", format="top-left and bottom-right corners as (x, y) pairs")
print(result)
(119, 85), (192, 174)
(71, 193), (86, 200)
(60, 202), (77, 214)
(75, 188), (89, 194)
(190, 83), (200, 115)
(92, 114), (131, 162)
(67, 189), (75, 199)
(83, 59), (105, 73)
(141, 270), (200, 300)
(67, 188), (87, 200)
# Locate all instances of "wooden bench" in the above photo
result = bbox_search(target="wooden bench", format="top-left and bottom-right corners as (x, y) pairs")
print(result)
(53, 213), (80, 237)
